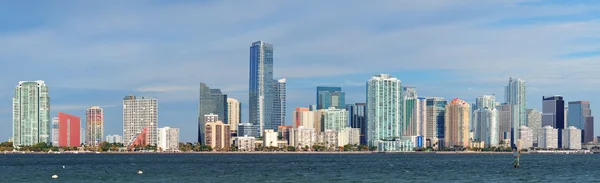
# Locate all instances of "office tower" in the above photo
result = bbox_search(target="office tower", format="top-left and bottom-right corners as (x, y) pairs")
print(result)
(57, 112), (80, 147)
(475, 107), (499, 147)
(158, 126), (179, 151)
(12, 81), (50, 147)
(85, 106), (104, 146)
(416, 98), (427, 139)
(263, 129), (278, 147)
(562, 126), (582, 149)
(273, 78), (287, 127)
(249, 41), (275, 135)
(293, 108), (312, 128)
(497, 103), (512, 144)
(426, 97), (446, 147)
(205, 120), (231, 150)
(123, 95), (158, 146)
(519, 126), (533, 149)
(526, 109), (542, 145)
(567, 101), (594, 143)
(52, 117), (59, 146)
(346, 103), (367, 145)
(539, 126), (558, 149)
(505, 78), (526, 148)
(238, 123), (259, 137)
(473, 95), (496, 137)
(322, 107), (348, 131)
(106, 135), (123, 144)
(444, 98), (470, 147)
(316, 86), (345, 110)
(227, 98), (241, 132)
(289, 126), (316, 148)
(366, 74), (403, 148)
(402, 87), (418, 136)
(542, 96), (565, 147)
(198, 83), (227, 143)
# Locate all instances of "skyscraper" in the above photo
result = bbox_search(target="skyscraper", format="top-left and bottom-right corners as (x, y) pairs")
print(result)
(473, 95), (496, 136)
(58, 112), (80, 147)
(475, 107), (499, 146)
(346, 103), (367, 145)
(316, 86), (345, 109)
(505, 78), (526, 148)
(123, 95), (158, 146)
(426, 97), (446, 148)
(402, 87), (418, 136)
(366, 74), (402, 148)
(567, 101), (594, 143)
(542, 95), (565, 147)
(12, 80), (50, 147)
(322, 107), (348, 132)
(416, 97), (427, 139)
(227, 98), (241, 132)
(273, 78), (287, 127)
(445, 98), (470, 148)
(292, 108), (314, 128)
(158, 126), (179, 151)
(526, 109), (542, 145)
(497, 103), (512, 143)
(249, 41), (274, 135)
(86, 106), (104, 146)
(198, 83), (227, 143)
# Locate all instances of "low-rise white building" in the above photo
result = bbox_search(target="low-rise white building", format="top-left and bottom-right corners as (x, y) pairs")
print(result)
(106, 134), (123, 144)
(519, 126), (533, 150)
(289, 126), (316, 148)
(158, 127), (180, 151)
(539, 125), (558, 149)
(263, 129), (278, 147)
(318, 130), (339, 149)
(234, 136), (256, 151)
(562, 126), (582, 150)
(338, 128), (360, 146)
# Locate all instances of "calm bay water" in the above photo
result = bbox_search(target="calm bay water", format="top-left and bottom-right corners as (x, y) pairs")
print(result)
(1, 153), (599, 182)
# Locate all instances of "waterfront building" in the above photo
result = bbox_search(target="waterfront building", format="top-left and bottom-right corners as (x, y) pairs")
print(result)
(416, 98), (427, 141)
(289, 126), (316, 148)
(426, 97), (446, 148)
(562, 126), (582, 150)
(227, 98), (241, 132)
(57, 112), (80, 147)
(292, 108), (314, 128)
(52, 117), (59, 146)
(567, 101), (594, 143)
(80, 128), (85, 146)
(234, 136), (256, 151)
(85, 106), (104, 146)
(12, 80), (50, 147)
(367, 74), (405, 150)
(505, 78), (526, 148)
(346, 103), (367, 145)
(316, 86), (345, 109)
(205, 121), (231, 150)
(377, 138), (414, 152)
(106, 135), (123, 144)
(338, 128), (360, 146)
(497, 103), (512, 145)
(473, 95), (496, 141)
(542, 96), (565, 147)
(444, 98), (470, 148)
(318, 130), (339, 149)
(198, 83), (227, 143)
(158, 126), (179, 151)
(249, 41), (275, 135)
(474, 107), (499, 147)
(123, 95), (158, 146)
(238, 123), (259, 137)
(263, 129), (278, 147)
(402, 87), (419, 137)
(519, 126), (533, 149)
(322, 107), (348, 131)
(526, 109), (542, 146)
(539, 125), (558, 149)
(273, 78), (287, 127)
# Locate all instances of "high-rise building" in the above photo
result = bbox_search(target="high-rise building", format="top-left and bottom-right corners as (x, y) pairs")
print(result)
(445, 98), (470, 148)
(497, 103), (512, 145)
(205, 121), (231, 150)
(249, 41), (275, 135)
(316, 86), (345, 110)
(58, 112), (80, 147)
(80, 128), (85, 145)
(158, 127), (179, 151)
(238, 123), (259, 137)
(475, 107), (499, 147)
(322, 107), (348, 132)
(12, 81), (50, 147)
(346, 103), (367, 145)
(123, 95), (158, 146)
(473, 95), (496, 138)
(293, 108), (313, 128)
(106, 135), (123, 144)
(505, 78), (526, 148)
(227, 98), (241, 132)
(198, 83), (227, 144)
(539, 125), (558, 149)
(526, 109), (542, 145)
(52, 117), (59, 146)
(542, 96), (565, 147)
(85, 106), (104, 146)
(426, 97), (446, 148)
(519, 126), (533, 149)
(289, 126), (316, 148)
(416, 98), (427, 139)
(273, 78), (287, 127)
(402, 87), (418, 137)
(567, 101), (594, 143)
(313, 110), (325, 133)
(562, 126), (582, 150)
(278, 126), (293, 142)
(367, 74), (404, 149)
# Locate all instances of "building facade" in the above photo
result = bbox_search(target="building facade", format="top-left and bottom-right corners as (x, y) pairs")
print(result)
(475, 107), (499, 147)
(289, 126), (316, 148)
(234, 136), (256, 151)
(346, 103), (367, 145)
(12, 80), (50, 147)
(416, 97), (427, 141)
(263, 129), (278, 147)
(85, 106), (104, 146)
(293, 108), (314, 128)
(273, 78), (287, 127)
(539, 125), (558, 149)
(402, 87), (418, 137)
(227, 98), (241, 132)
(426, 97), (446, 148)
(58, 112), (81, 147)
(505, 78), (526, 148)
(205, 121), (231, 150)
(238, 123), (259, 137)
(52, 117), (59, 146)
(322, 107), (348, 131)
(338, 128), (360, 146)
(316, 86), (345, 109)
(445, 98), (470, 148)
(198, 83), (227, 143)
(542, 96), (565, 147)
(367, 74), (404, 150)
(158, 126), (179, 151)
(526, 109), (542, 145)
(519, 126), (533, 149)
(562, 126), (582, 150)
(106, 135), (123, 144)
(249, 41), (275, 135)
(567, 101), (593, 143)
(497, 103), (512, 145)
(123, 95), (158, 146)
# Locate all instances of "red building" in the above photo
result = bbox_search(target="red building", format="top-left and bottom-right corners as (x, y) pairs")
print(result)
(58, 112), (81, 147)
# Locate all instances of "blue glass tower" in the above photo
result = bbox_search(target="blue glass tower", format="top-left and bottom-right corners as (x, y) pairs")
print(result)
(316, 86), (345, 109)
(249, 41), (274, 135)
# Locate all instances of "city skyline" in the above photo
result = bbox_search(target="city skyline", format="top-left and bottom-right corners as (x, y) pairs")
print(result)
(2, 1), (600, 142)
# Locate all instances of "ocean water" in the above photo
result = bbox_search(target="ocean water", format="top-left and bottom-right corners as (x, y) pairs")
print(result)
(1, 153), (599, 182)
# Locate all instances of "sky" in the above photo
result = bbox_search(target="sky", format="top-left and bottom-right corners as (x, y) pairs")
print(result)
(1, 0), (600, 142)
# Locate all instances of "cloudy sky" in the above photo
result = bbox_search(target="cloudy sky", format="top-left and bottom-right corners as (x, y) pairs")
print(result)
(1, 0), (600, 142)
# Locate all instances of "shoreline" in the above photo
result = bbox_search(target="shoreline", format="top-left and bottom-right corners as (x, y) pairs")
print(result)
(1, 151), (590, 155)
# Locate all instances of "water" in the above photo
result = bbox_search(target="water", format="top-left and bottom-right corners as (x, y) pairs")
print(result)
(1, 153), (599, 182)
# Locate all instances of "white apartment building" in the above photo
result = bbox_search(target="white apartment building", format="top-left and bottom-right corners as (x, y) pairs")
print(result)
(106, 134), (123, 144)
(158, 126), (180, 151)
(539, 125), (558, 149)
(338, 128), (360, 146)
(519, 126), (533, 149)
(234, 136), (256, 151)
(289, 126), (316, 148)
(263, 129), (278, 147)
(562, 126), (582, 150)
(123, 95), (158, 146)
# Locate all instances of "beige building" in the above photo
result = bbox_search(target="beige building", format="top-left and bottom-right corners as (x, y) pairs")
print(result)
(234, 136), (256, 151)
(339, 128), (361, 146)
(227, 98), (241, 132)
(293, 108), (314, 128)
(263, 129), (278, 147)
(445, 98), (470, 148)
(205, 121), (231, 150)
(158, 126), (179, 151)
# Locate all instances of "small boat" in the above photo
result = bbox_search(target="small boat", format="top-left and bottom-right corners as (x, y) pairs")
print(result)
(52, 175), (58, 179)
(138, 170), (143, 174)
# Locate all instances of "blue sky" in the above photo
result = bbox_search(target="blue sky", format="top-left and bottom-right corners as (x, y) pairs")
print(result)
(1, 0), (600, 142)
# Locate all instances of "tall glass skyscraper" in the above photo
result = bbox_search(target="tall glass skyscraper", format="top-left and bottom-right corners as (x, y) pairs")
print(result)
(346, 103), (366, 145)
(505, 77), (526, 148)
(542, 95), (565, 147)
(473, 95), (496, 142)
(249, 41), (274, 135)
(316, 86), (345, 109)
(426, 97), (446, 148)
(402, 87), (418, 136)
(366, 74), (402, 148)
(567, 101), (593, 143)
(198, 83), (227, 144)
(273, 78), (287, 127)
(12, 81), (50, 147)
